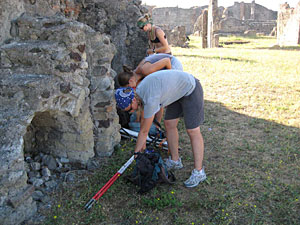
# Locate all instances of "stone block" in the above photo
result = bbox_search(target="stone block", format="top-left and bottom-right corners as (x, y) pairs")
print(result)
(8, 185), (35, 208)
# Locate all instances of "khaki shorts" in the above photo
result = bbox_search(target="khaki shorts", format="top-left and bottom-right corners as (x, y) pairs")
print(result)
(165, 78), (204, 129)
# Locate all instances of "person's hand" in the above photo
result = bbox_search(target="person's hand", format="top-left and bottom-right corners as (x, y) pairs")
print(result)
(147, 49), (155, 55)
(134, 66), (142, 75)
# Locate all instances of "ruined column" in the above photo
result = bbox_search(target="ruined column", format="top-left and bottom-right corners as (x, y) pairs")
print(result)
(202, 9), (208, 48)
(297, 2), (300, 45)
(240, 1), (245, 20)
(207, 0), (218, 48)
(277, 2), (300, 46)
(250, 0), (256, 20)
(298, 24), (300, 44)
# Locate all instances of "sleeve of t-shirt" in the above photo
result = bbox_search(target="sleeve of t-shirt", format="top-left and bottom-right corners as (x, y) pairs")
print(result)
(143, 96), (161, 118)
(145, 54), (172, 63)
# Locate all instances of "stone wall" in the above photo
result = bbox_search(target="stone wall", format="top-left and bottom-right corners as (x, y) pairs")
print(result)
(0, 0), (148, 73)
(218, 18), (277, 35)
(225, 1), (277, 21)
(0, 0), (73, 44)
(77, 0), (148, 73)
(277, 1), (300, 46)
(0, 0), (148, 224)
(194, 1), (277, 37)
(0, 0), (25, 44)
(219, 1), (277, 35)
(152, 6), (206, 34)
(0, 13), (118, 224)
(157, 25), (188, 47)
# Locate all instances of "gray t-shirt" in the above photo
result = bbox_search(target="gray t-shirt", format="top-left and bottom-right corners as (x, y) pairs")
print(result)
(144, 53), (172, 64)
(136, 70), (196, 118)
(144, 53), (183, 71)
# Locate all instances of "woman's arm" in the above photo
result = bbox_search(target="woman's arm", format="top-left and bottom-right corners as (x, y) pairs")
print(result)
(134, 114), (155, 153)
(147, 32), (155, 55)
(135, 59), (146, 75)
(153, 29), (169, 53)
(141, 58), (171, 75)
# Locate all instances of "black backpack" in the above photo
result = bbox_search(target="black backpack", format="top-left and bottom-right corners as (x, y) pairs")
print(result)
(126, 150), (176, 194)
(117, 107), (131, 128)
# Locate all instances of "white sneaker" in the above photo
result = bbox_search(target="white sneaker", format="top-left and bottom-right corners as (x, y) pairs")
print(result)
(164, 156), (183, 171)
(184, 168), (206, 188)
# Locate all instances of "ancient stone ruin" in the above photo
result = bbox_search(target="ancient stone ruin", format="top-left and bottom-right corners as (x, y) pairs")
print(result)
(0, 0), (148, 224)
(142, 5), (206, 47)
(190, 0), (220, 48)
(0, 0), (148, 73)
(158, 25), (189, 48)
(151, 6), (205, 35)
(207, 0), (220, 48)
(193, 0), (278, 48)
(277, 1), (300, 46)
(218, 1), (277, 36)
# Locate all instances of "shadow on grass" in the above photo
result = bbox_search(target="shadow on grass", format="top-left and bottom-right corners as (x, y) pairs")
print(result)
(255, 45), (300, 51)
(176, 54), (257, 63)
(41, 100), (300, 225)
(241, 36), (275, 40)
(219, 35), (276, 40)
(193, 100), (299, 224)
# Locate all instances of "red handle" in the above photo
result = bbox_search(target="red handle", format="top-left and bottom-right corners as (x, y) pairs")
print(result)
(93, 173), (120, 200)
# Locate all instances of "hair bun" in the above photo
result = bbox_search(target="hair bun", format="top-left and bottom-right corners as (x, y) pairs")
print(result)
(123, 65), (133, 73)
(145, 13), (151, 20)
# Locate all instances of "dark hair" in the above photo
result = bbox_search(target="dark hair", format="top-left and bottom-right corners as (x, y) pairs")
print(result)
(117, 71), (134, 87)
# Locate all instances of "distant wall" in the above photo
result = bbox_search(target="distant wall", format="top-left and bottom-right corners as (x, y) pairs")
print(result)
(219, 18), (277, 35)
(277, 2), (300, 46)
(218, 1), (277, 35)
(152, 6), (206, 34)
(226, 1), (277, 21)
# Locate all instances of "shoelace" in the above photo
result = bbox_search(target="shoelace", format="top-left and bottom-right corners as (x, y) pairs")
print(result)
(186, 174), (203, 184)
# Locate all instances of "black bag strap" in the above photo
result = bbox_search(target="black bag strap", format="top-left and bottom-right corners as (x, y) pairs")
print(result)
(158, 165), (176, 184)
(152, 118), (162, 128)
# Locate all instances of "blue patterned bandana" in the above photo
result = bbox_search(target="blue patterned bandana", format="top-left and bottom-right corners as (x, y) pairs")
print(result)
(115, 87), (134, 110)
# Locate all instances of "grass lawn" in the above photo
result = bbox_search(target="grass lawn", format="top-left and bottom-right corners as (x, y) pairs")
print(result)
(42, 36), (300, 225)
